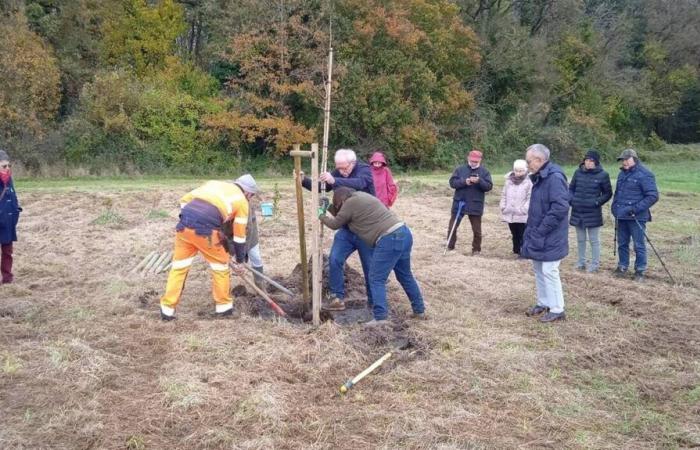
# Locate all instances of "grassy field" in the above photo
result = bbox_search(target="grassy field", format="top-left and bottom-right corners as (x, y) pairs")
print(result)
(2, 158), (699, 449)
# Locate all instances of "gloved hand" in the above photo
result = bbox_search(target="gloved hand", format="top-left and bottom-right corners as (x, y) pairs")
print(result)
(229, 261), (246, 276)
(318, 197), (329, 217)
(622, 206), (635, 217)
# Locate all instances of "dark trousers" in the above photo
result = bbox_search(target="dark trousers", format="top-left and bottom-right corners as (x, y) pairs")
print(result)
(447, 214), (482, 252)
(508, 223), (526, 254)
(1, 243), (13, 283)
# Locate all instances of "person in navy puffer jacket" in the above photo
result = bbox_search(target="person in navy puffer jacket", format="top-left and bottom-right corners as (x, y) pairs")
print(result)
(0, 149), (21, 284)
(611, 149), (658, 281)
(569, 150), (612, 273)
(521, 144), (570, 323)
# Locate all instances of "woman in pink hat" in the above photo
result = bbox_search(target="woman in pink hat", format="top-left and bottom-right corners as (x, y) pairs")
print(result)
(369, 151), (398, 208)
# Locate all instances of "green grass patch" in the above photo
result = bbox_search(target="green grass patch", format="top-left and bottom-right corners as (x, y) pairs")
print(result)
(147, 209), (170, 220)
(91, 209), (126, 227)
(2, 352), (22, 375)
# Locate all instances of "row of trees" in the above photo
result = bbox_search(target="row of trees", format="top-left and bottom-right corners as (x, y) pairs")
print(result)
(1, 0), (698, 173)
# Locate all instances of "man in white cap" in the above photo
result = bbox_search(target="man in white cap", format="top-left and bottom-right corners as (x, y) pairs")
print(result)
(234, 174), (265, 290)
(159, 175), (258, 320)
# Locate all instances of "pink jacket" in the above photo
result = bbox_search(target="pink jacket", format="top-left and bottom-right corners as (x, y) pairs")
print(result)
(500, 172), (532, 223)
(369, 152), (398, 207)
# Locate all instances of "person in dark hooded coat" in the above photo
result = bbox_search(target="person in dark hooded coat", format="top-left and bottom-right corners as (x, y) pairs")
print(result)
(568, 150), (612, 272)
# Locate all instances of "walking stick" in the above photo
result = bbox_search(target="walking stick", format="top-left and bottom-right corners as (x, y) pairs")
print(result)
(444, 201), (465, 255)
(633, 216), (676, 284)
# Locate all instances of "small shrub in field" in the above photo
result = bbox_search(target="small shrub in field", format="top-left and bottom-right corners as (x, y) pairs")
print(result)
(2, 353), (22, 375)
(91, 209), (125, 226)
(125, 435), (146, 450)
(147, 209), (170, 220)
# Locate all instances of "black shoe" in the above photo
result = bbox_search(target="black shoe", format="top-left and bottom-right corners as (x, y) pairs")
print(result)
(540, 311), (566, 323)
(216, 308), (236, 318)
(160, 311), (176, 321)
(634, 272), (645, 282)
(613, 267), (628, 278)
(525, 305), (549, 317)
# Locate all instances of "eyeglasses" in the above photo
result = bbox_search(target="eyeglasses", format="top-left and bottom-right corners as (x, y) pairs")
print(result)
(0, 164), (10, 169)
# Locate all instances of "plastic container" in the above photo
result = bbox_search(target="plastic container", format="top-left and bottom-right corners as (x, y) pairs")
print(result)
(260, 201), (274, 217)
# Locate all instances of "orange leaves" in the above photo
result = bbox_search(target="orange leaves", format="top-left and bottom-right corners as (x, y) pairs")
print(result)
(202, 111), (314, 158)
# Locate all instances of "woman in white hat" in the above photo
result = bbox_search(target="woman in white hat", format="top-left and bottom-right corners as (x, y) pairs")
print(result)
(499, 159), (532, 256)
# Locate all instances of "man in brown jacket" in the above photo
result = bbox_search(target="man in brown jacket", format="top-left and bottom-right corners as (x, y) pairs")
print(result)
(319, 187), (426, 326)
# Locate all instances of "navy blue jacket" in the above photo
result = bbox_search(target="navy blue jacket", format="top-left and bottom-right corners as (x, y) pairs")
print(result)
(0, 178), (21, 244)
(521, 162), (570, 262)
(611, 162), (658, 222)
(569, 163), (612, 228)
(302, 161), (375, 196)
(449, 165), (493, 216)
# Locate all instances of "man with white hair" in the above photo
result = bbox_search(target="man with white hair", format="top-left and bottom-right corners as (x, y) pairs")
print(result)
(520, 144), (570, 323)
(301, 148), (375, 311)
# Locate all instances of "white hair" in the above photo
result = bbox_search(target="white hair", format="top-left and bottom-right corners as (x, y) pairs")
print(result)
(334, 149), (357, 164)
(526, 143), (550, 161)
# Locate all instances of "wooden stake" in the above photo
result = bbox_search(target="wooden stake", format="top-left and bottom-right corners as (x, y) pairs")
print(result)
(320, 46), (333, 190)
(141, 252), (161, 276)
(156, 251), (173, 274)
(151, 251), (169, 274)
(292, 144), (310, 308)
(131, 251), (156, 273)
(310, 143), (321, 326)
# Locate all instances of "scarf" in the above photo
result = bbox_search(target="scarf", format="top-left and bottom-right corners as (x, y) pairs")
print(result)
(509, 172), (527, 185)
(0, 170), (10, 186)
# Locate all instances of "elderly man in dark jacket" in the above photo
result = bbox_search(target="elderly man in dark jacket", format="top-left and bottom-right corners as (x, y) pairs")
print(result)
(521, 144), (569, 323)
(569, 150), (612, 273)
(611, 149), (658, 281)
(447, 150), (493, 255)
(0, 149), (21, 284)
(301, 149), (375, 311)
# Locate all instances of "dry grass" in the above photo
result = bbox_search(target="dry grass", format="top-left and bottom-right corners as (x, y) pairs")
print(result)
(1, 176), (699, 449)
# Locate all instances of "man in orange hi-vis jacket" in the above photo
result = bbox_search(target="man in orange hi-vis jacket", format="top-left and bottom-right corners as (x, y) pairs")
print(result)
(159, 174), (258, 320)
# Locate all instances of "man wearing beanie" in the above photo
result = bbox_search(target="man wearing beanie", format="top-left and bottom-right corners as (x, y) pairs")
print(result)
(159, 175), (258, 320)
(0, 149), (21, 284)
(447, 149), (493, 255)
(568, 149), (612, 273)
(611, 149), (658, 281)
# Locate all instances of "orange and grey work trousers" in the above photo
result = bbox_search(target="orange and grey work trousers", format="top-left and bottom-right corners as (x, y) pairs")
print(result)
(160, 227), (232, 317)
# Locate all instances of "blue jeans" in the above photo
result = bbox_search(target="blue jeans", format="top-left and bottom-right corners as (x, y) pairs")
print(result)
(617, 219), (647, 273)
(329, 227), (374, 303)
(368, 225), (425, 320)
(575, 226), (601, 270)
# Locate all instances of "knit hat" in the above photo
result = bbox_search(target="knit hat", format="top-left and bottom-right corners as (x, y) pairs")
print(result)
(513, 159), (527, 171)
(584, 149), (600, 164)
(468, 150), (483, 161)
(616, 149), (638, 161)
(0, 149), (9, 161)
(235, 174), (259, 194)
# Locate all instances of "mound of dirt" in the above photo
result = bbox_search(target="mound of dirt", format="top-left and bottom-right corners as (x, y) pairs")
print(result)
(231, 254), (371, 324)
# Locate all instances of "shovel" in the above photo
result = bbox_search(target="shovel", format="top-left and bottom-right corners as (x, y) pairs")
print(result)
(339, 338), (412, 394)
